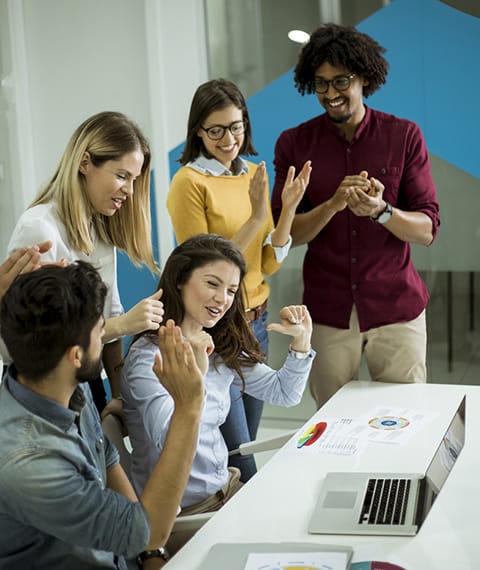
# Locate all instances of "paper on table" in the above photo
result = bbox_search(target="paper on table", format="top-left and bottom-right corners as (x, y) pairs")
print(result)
(286, 406), (438, 456)
(362, 406), (438, 445)
(244, 551), (351, 570)
(286, 416), (370, 456)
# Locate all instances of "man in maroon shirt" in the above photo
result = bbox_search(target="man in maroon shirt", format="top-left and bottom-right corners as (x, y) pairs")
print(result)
(271, 23), (439, 408)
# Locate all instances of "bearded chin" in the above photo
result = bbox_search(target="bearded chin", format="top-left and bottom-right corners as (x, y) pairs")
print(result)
(328, 112), (352, 124)
(76, 355), (103, 383)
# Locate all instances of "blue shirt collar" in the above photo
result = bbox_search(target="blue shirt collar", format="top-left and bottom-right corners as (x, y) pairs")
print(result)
(5, 364), (85, 431)
(187, 154), (249, 176)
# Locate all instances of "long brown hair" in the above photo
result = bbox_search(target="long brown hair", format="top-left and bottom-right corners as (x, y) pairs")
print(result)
(135, 234), (265, 383)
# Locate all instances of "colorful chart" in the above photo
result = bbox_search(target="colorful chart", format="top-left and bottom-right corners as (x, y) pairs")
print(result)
(368, 416), (410, 430)
(297, 422), (327, 448)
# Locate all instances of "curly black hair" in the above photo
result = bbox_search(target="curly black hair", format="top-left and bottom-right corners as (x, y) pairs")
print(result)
(294, 23), (389, 98)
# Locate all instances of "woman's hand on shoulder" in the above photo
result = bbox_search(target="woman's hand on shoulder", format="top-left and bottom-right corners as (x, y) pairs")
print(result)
(0, 241), (66, 300)
(266, 304), (312, 352)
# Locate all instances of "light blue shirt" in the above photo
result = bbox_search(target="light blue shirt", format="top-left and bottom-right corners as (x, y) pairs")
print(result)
(187, 154), (249, 176)
(121, 336), (315, 507)
(0, 367), (150, 569)
(187, 154), (292, 262)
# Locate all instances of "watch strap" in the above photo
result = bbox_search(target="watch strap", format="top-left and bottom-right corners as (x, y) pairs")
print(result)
(137, 547), (170, 567)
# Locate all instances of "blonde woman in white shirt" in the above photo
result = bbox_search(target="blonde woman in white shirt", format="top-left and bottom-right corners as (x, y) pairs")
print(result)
(7, 111), (164, 409)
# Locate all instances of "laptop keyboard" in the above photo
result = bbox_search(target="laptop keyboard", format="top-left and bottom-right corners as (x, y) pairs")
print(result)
(358, 478), (411, 525)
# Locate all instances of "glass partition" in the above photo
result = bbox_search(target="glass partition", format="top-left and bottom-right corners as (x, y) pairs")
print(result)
(204, 0), (389, 98)
(203, 0), (480, 399)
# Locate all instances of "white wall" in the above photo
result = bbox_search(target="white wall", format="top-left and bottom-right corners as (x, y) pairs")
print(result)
(0, 0), (208, 262)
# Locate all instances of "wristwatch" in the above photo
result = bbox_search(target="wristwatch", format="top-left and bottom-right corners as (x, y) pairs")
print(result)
(137, 547), (170, 567)
(289, 345), (310, 360)
(371, 201), (393, 224)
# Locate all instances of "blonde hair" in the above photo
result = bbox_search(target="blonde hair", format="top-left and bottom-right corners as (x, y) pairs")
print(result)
(31, 111), (159, 272)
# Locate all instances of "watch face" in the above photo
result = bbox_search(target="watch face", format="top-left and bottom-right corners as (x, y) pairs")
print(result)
(378, 202), (392, 223)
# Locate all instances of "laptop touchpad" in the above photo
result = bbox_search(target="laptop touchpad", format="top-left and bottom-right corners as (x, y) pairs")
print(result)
(323, 491), (357, 508)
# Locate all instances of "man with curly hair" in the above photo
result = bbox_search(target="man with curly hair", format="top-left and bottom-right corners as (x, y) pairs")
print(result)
(271, 23), (439, 408)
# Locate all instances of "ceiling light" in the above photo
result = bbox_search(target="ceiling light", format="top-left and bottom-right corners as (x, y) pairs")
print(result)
(288, 30), (310, 44)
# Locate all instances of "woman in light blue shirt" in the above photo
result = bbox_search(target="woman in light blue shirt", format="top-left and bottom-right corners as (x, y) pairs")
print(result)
(121, 234), (314, 514)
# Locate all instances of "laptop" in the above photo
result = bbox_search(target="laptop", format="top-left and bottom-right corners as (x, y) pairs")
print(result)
(308, 395), (466, 536)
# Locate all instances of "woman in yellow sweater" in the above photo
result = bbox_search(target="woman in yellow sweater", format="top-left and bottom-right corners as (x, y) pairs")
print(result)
(167, 79), (311, 482)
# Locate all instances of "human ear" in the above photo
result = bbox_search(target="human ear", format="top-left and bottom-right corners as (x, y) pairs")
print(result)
(79, 151), (91, 175)
(67, 345), (84, 369)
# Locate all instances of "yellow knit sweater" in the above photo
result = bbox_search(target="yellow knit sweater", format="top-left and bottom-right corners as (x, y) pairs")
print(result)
(167, 162), (281, 310)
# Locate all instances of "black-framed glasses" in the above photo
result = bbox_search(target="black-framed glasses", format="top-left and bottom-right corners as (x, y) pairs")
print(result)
(201, 120), (246, 141)
(314, 74), (356, 94)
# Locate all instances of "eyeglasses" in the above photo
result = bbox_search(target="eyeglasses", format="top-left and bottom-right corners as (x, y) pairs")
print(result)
(200, 120), (246, 141)
(314, 74), (356, 94)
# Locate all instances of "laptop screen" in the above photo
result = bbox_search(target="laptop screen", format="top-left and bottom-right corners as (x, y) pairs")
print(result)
(416, 395), (466, 526)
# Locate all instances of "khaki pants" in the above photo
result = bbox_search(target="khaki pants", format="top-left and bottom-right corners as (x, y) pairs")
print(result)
(309, 306), (427, 409)
(179, 467), (243, 515)
(167, 467), (243, 555)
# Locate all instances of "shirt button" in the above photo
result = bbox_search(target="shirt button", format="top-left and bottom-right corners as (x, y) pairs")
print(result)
(352, 284), (357, 290)
(352, 230), (357, 237)
(346, 148), (352, 153)
(351, 258), (357, 264)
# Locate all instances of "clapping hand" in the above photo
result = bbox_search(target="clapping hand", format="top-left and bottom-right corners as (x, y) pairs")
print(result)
(248, 161), (268, 224)
(346, 170), (385, 218)
(280, 160), (312, 213)
(152, 320), (204, 412)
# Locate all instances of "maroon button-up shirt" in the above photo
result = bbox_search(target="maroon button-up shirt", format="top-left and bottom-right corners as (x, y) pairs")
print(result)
(271, 107), (440, 332)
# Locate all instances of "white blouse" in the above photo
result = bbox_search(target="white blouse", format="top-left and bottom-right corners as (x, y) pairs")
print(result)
(1, 203), (123, 361)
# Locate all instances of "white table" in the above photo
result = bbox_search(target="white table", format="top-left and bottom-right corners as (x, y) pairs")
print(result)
(164, 381), (480, 569)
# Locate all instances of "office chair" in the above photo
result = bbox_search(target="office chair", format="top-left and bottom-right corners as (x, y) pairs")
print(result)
(100, 414), (297, 533)
(100, 413), (214, 533)
(228, 430), (297, 457)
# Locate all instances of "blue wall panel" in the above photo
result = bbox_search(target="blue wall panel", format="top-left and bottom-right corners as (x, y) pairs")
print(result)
(122, 0), (479, 319)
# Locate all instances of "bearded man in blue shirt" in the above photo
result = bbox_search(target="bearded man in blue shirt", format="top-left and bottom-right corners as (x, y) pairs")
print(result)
(0, 261), (204, 569)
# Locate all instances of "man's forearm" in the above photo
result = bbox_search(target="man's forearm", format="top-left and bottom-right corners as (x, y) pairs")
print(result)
(379, 208), (434, 245)
(140, 407), (201, 548)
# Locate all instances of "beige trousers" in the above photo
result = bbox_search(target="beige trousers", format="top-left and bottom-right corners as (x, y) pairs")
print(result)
(309, 306), (427, 409)
(179, 467), (243, 516)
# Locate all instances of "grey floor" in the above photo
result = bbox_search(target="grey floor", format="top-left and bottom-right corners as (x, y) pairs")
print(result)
(255, 269), (480, 469)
